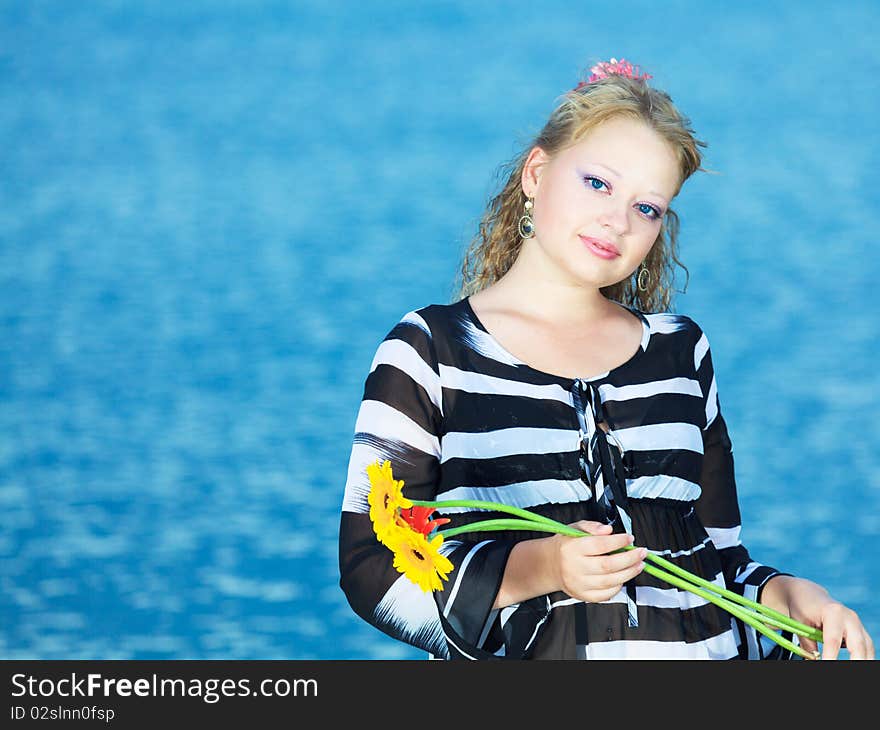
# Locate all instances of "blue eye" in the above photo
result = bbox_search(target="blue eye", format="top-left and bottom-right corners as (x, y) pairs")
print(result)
(584, 176), (607, 191)
(638, 203), (662, 220)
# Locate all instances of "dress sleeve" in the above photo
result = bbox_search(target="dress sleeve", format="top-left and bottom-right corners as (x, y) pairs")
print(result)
(339, 309), (545, 660)
(338, 310), (449, 656)
(691, 321), (795, 659)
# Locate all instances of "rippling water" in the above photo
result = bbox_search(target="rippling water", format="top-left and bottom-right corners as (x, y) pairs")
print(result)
(2, 1), (878, 659)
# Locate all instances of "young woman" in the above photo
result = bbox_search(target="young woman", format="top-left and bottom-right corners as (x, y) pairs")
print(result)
(338, 58), (874, 660)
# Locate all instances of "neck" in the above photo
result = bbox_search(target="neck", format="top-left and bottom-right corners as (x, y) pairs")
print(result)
(487, 242), (621, 328)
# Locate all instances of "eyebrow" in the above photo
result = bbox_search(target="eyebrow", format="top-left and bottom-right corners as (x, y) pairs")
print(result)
(591, 162), (669, 202)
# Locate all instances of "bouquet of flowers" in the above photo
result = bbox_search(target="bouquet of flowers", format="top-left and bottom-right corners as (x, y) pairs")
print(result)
(366, 459), (823, 660)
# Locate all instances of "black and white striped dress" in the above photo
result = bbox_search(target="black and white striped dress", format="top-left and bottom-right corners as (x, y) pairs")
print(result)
(339, 296), (793, 660)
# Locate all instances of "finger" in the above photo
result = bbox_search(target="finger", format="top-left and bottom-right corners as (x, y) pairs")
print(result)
(568, 520), (614, 536)
(820, 619), (843, 661)
(798, 637), (818, 657)
(844, 631), (867, 660)
(842, 622), (872, 660)
(589, 547), (648, 576)
(578, 552), (647, 591)
(582, 586), (625, 604)
(601, 557), (648, 588)
(574, 532), (636, 557)
(821, 639), (842, 661)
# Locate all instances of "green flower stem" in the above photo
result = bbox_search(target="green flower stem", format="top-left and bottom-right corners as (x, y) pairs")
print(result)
(628, 546), (822, 642)
(439, 518), (817, 660)
(411, 499), (578, 530)
(639, 562), (817, 660)
(417, 498), (822, 642)
(439, 517), (585, 539)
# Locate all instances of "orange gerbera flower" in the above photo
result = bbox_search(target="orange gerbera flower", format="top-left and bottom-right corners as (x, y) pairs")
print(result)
(390, 528), (454, 593)
(366, 459), (412, 546)
(398, 505), (450, 536)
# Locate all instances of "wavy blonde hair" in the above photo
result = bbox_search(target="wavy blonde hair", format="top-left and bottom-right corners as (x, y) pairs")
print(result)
(453, 70), (709, 313)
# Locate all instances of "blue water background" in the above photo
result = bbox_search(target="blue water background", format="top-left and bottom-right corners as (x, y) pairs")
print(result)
(2, 1), (878, 659)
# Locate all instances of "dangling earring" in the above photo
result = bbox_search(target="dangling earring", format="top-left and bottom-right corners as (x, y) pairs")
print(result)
(637, 263), (651, 292)
(518, 197), (535, 239)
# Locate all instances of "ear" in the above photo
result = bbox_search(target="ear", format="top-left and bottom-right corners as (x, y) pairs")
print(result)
(521, 146), (549, 198)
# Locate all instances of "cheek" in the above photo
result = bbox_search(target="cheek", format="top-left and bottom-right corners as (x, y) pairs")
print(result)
(632, 224), (661, 253)
(531, 198), (555, 236)
(535, 185), (581, 230)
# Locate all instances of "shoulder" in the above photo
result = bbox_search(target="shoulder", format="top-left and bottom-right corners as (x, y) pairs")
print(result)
(639, 309), (711, 370)
(638, 309), (702, 345)
(374, 300), (469, 366)
(669, 313), (713, 349)
(655, 312), (717, 375)
(384, 299), (470, 341)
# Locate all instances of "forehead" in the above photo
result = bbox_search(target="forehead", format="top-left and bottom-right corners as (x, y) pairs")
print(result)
(563, 117), (680, 196)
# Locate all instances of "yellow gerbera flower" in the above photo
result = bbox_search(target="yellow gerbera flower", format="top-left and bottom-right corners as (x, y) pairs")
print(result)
(390, 529), (454, 593)
(366, 459), (412, 546)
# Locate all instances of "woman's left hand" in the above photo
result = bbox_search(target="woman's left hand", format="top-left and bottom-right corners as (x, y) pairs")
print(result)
(762, 575), (875, 660)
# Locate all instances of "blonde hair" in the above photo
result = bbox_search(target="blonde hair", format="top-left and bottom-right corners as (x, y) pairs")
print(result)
(453, 69), (709, 313)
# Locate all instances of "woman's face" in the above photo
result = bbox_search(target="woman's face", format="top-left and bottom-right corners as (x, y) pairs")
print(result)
(521, 116), (681, 290)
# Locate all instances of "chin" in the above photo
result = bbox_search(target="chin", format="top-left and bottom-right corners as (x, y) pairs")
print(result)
(570, 264), (625, 288)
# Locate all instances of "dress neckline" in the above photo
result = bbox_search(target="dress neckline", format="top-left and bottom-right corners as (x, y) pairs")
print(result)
(462, 295), (651, 384)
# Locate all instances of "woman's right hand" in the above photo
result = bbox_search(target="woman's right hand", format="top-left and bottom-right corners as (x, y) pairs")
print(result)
(551, 520), (647, 603)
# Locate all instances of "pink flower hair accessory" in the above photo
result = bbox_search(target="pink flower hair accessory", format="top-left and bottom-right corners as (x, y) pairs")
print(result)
(573, 57), (653, 90)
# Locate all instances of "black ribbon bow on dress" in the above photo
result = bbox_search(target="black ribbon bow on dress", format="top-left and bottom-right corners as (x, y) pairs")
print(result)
(572, 379), (632, 533)
(572, 378), (639, 628)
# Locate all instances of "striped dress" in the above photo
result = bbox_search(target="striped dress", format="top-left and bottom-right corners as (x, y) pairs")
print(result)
(339, 296), (794, 660)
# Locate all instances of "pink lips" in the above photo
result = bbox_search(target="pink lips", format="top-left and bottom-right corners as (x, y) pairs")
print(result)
(579, 235), (620, 258)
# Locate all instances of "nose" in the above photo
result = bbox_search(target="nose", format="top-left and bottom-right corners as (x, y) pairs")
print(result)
(597, 200), (630, 236)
